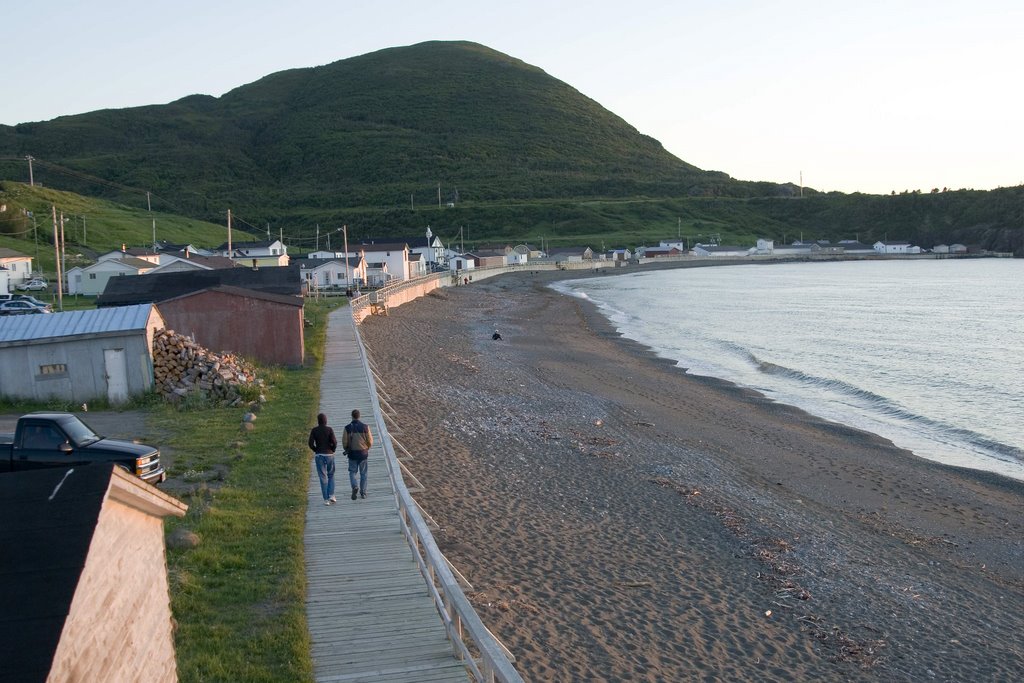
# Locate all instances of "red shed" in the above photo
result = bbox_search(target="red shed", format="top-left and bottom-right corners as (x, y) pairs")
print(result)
(157, 285), (305, 367)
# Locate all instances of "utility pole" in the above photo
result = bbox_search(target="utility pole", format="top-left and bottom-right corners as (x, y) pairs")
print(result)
(146, 191), (156, 249)
(81, 215), (87, 247)
(227, 209), (233, 255)
(59, 212), (67, 300)
(51, 206), (63, 311)
(438, 183), (441, 208)
(411, 193), (414, 210)
(343, 224), (351, 295)
(31, 212), (39, 264)
(26, 156), (34, 186)
(316, 224), (320, 252)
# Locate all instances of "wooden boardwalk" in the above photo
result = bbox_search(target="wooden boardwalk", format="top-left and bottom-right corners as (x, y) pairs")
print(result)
(305, 310), (467, 683)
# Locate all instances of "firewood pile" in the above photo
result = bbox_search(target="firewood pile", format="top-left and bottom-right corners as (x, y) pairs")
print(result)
(153, 328), (262, 405)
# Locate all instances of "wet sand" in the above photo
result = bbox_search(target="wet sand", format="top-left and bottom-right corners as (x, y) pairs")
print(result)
(358, 269), (1024, 682)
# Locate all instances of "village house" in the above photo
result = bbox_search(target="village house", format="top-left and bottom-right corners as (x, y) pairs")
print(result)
(836, 240), (876, 255)
(0, 304), (165, 403)
(607, 248), (633, 262)
(0, 466), (186, 683)
(353, 242), (413, 281)
(216, 239), (290, 267)
(640, 246), (683, 259)
(874, 240), (921, 255)
(98, 246), (162, 265)
(771, 242), (816, 257)
(146, 253), (238, 275)
(548, 246), (594, 263)
(0, 247), (33, 287)
(692, 244), (752, 257)
(449, 253), (479, 272)
(299, 255), (368, 291)
(68, 256), (158, 296)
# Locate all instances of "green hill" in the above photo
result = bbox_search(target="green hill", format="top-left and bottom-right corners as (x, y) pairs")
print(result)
(0, 181), (253, 276)
(0, 41), (1020, 254)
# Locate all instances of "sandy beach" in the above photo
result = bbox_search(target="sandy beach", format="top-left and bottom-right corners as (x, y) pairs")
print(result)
(358, 269), (1024, 682)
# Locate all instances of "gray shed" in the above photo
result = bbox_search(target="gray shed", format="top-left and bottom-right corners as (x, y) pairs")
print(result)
(0, 304), (165, 404)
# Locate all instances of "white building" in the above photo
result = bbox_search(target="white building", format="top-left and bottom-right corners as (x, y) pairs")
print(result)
(0, 248), (33, 286)
(874, 240), (921, 255)
(300, 256), (368, 290)
(216, 239), (289, 267)
(75, 257), (158, 296)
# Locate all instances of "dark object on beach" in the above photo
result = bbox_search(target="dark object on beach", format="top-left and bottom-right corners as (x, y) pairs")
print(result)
(492, 331), (502, 341)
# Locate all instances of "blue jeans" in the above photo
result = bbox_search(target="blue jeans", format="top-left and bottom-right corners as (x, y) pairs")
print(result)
(314, 454), (335, 500)
(348, 456), (368, 492)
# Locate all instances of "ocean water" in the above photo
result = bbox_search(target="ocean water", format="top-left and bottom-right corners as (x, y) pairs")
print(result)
(554, 259), (1024, 482)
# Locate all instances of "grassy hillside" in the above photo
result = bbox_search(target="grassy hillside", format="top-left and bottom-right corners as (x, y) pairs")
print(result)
(0, 181), (254, 277)
(0, 41), (1020, 255)
(0, 42), (777, 221)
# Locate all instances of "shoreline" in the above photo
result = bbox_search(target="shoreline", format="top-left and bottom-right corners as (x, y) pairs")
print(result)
(554, 261), (1024, 485)
(359, 270), (1024, 681)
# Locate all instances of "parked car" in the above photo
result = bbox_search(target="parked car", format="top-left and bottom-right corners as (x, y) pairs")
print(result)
(15, 279), (48, 291)
(0, 413), (165, 484)
(11, 294), (50, 307)
(0, 300), (52, 315)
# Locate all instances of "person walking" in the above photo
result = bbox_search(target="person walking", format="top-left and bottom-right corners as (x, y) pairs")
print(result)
(342, 408), (374, 500)
(309, 412), (338, 505)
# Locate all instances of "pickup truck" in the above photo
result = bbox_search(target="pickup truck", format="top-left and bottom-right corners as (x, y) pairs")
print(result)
(0, 413), (166, 484)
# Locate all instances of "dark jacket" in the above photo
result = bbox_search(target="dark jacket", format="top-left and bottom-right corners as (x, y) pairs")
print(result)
(342, 420), (373, 458)
(308, 425), (337, 455)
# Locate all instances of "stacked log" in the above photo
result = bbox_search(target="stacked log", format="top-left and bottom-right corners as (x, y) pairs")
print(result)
(152, 328), (262, 405)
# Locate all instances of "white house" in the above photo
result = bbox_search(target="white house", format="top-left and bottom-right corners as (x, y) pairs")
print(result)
(76, 257), (158, 296)
(354, 242), (412, 281)
(659, 239), (686, 251)
(932, 244), (950, 254)
(607, 248), (633, 261)
(693, 244), (753, 257)
(98, 247), (161, 265)
(146, 253), (238, 275)
(0, 266), (8, 295)
(449, 253), (478, 272)
(300, 255), (368, 290)
(874, 240), (921, 255)
(754, 238), (774, 255)
(950, 243), (968, 254)
(216, 239), (289, 267)
(0, 248), (33, 286)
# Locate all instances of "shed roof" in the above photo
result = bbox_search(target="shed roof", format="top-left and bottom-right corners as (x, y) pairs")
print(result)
(0, 303), (159, 345)
(96, 264), (302, 306)
(0, 466), (185, 683)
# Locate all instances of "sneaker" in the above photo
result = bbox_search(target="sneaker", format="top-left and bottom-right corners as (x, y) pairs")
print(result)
(351, 487), (359, 500)
(359, 490), (366, 499)
(329, 496), (337, 504)
(324, 500), (332, 506)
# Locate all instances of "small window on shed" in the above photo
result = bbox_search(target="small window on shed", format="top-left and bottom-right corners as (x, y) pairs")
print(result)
(40, 363), (67, 375)
(89, 273), (96, 279)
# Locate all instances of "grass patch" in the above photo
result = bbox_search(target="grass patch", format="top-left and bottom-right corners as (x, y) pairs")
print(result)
(162, 298), (344, 682)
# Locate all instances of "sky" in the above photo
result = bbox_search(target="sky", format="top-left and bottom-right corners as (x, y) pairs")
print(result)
(3, 0), (1022, 195)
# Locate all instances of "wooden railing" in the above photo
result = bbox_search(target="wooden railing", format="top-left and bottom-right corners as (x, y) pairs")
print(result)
(351, 312), (524, 682)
